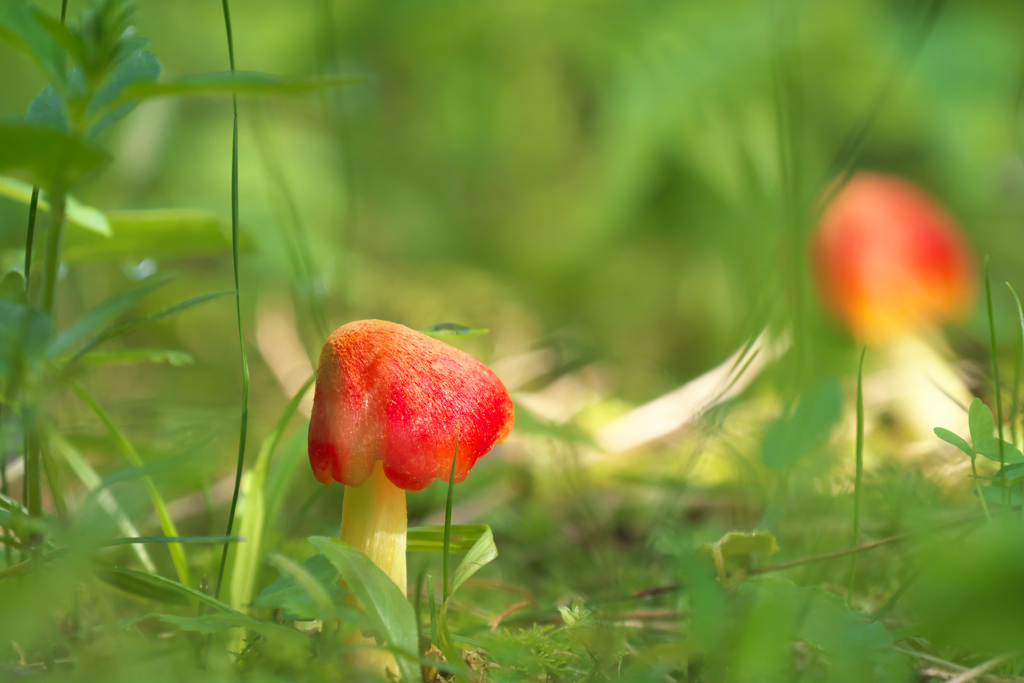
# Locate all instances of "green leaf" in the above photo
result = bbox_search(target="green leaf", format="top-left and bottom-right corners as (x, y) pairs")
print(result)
(422, 323), (489, 339)
(0, 271), (27, 304)
(308, 536), (420, 682)
(255, 554), (348, 619)
(116, 71), (365, 105)
(0, 2), (64, 85)
(974, 438), (1024, 464)
(88, 51), (161, 135)
(26, 83), (67, 130)
(408, 525), (490, 554)
(448, 527), (498, 598)
(968, 398), (994, 446)
(76, 348), (194, 367)
(934, 427), (974, 459)
(701, 530), (780, 560)
(735, 578), (907, 682)
(0, 123), (110, 189)
(230, 374), (315, 614)
(979, 484), (1024, 506)
(95, 566), (242, 613)
(762, 380), (843, 470)
(0, 176), (112, 236)
(265, 554), (338, 622)
(47, 275), (171, 357)
(62, 209), (252, 261)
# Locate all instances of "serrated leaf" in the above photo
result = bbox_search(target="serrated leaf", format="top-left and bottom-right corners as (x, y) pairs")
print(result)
(0, 123), (110, 189)
(974, 438), (1024, 464)
(422, 323), (489, 339)
(762, 380), (843, 471)
(62, 209), (251, 261)
(934, 427), (974, 459)
(968, 398), (994, 447)
(116, 71), (365, 105)
(308, 536), (419, 682)
(408, 525), (490, 554)
(0, 176), (111, 236)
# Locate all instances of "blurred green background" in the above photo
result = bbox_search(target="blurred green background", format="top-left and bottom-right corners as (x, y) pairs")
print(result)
(4, 0), (1024, 680)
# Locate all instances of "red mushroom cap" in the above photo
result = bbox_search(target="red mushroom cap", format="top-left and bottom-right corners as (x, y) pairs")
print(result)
(811, 172), (975, 343)
(308, 319), (515, 491)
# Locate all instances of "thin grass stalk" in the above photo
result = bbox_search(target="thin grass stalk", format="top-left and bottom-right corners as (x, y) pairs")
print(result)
(0, 406), (9, 567)
(984, 258), (1007, 509)
(23, 188), (39, 288)
(1005, 282), (1024, 519)
(71, 382), (191, 586)
(213, 0), (251, 603)
(442, 431), (459, 604)
(847, 346), (866, 606)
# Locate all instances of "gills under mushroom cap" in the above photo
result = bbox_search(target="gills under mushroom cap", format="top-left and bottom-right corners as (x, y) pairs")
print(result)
(308, 319), (515, 491)
(811, 172), (974, 344)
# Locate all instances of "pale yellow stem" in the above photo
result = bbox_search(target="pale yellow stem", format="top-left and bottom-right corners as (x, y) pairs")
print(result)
(341, 461), (408, 677)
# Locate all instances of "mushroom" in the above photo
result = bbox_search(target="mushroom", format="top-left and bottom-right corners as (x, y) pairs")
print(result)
(811, 172), (976, 441)
(308, 319), (514, 672)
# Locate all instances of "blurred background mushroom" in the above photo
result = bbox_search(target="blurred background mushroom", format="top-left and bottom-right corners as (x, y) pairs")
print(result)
(810, 172), (976, 442)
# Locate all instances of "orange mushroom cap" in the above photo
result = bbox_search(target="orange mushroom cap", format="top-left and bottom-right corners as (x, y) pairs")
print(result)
(811, 172), (975, 344)
(308, 319), (515, 491)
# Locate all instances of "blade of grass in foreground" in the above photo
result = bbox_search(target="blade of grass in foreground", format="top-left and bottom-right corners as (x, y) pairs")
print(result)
(1006, 282), (1024, 519)
(847, 347), (866, 607)
(985, 257), (1007, 509)
(213, 0), (251, 605)
(71, 382), (191, 586)
(230, 373), (315, 614)
(49, 432), (157, 573)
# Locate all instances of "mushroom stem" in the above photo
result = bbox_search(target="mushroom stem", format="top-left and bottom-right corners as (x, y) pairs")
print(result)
(341, 461), (408, 595)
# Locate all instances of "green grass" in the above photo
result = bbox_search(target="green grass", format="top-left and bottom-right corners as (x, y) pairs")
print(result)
(3, 0), (1024, 681)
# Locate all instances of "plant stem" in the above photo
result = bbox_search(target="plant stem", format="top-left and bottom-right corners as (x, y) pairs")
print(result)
(984, 257), (1007, 510)
(442, 432), (458, 604)
(39, 192), (66, 322)
(971, 457), (992, 522)
(213, 0), (251, 604)
(23, 188), (39, 289)
(847, 346), (866, 607)
(0, 406), (9, 568)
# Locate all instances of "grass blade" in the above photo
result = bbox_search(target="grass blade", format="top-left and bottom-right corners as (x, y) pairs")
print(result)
(230, 373), (315, 614)
(49, 431), (157, 573)
(985, 257), (1007, 509)
(71, 381), (190, 586)
(847, 346), (866, 606)
(442, 430), (458, 603)
(63, 290), (231, 369)
(213, 0), (251, 606)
